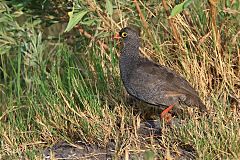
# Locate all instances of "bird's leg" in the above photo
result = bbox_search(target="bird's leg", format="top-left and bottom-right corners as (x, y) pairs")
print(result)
(160, 104), (174, 121)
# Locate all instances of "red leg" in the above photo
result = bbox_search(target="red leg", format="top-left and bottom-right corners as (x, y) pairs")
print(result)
(160, 104), (174, 120)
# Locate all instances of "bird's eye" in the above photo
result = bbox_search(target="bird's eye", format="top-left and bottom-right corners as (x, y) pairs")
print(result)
(121, 32), (128, 37)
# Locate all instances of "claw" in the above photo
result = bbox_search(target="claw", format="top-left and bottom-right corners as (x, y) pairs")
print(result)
(160, 104), (174, 121)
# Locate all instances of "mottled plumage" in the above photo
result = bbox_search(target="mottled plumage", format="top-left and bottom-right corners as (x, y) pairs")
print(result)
(117, 27), (206, 112)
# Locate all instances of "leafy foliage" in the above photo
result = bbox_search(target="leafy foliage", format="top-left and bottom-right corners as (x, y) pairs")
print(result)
(170, 0), (193, 17)
(0, 0), (239, 159)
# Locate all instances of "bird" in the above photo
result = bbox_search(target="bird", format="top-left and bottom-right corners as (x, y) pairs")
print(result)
(114, 27), (207, 120)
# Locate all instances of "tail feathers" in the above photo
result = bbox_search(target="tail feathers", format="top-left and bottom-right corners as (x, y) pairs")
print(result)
(185, 95), (207, 112)
(197, 99), (207, 112)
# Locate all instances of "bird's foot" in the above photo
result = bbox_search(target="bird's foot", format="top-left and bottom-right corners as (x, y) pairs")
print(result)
(160, 104), (174, 123)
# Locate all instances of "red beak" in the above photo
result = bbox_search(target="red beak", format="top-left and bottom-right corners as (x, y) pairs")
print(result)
(114, 33), (121, 40)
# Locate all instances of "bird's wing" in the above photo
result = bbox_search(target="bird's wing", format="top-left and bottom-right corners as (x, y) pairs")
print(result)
(138, 61), (199, 95)
(127, 61), (199, 106)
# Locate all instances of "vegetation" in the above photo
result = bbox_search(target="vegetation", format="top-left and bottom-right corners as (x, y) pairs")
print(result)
(0, 0), (239, 159)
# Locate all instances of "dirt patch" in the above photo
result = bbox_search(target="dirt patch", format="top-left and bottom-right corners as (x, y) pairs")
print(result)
(43, 120), (196, 159)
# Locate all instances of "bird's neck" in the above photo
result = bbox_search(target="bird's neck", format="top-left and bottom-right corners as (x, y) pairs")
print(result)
(119, 40), (141, 81)
(120, 41), (141, 65)
(121, 39), (140, 59)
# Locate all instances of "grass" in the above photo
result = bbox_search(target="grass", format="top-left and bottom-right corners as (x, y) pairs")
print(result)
(0, 0), (240, 159)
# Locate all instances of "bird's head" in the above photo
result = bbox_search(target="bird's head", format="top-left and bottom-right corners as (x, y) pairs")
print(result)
(114, 27), (140, 43)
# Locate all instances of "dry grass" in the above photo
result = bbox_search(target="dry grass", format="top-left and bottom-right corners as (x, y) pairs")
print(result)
(0, 0), (240, 159)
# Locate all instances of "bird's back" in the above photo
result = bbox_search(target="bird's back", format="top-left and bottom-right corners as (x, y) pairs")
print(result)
(117, 26), (206, 112)
(123, 59), (206, 111)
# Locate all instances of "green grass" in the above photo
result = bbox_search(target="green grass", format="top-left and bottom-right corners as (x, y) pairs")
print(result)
(0, 0), (240, 159)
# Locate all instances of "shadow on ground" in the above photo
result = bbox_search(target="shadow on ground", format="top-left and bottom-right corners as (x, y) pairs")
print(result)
(43, 119), (196, 160)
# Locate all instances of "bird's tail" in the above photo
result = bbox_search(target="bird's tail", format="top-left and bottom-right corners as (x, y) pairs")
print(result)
(185, 95), (207, 112)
